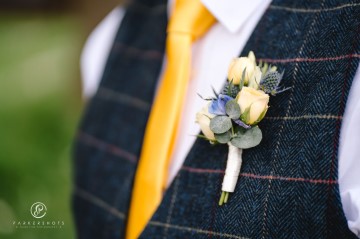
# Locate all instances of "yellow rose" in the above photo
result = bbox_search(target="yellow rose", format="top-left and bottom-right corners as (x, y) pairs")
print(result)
(195, 104), (216, 140)
(236, 87), (269, 125)
(227, 57), (256, 85)
(227, 51), (258, 85)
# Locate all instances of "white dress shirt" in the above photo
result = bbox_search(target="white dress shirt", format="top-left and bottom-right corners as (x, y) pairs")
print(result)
(80, 0), (360, 236)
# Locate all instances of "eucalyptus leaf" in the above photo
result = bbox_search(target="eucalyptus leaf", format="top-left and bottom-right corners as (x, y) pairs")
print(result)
(215, 131), (231, 144)
(210, 116), (232, 134)
(230, 126), (262, 149)
(225, 100), (241, 119)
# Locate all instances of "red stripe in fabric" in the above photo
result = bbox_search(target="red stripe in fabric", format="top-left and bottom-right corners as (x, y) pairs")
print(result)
(258, 54), (360, 63)
(241, 173), (337, 184)
(181, 166), (224, 174)
(181, 166), (338, 184)
(77, 131), (137, 163)
(113, 43), (163, 60)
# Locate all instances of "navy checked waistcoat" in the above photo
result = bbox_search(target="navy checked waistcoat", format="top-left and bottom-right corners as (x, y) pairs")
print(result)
(73, 0), (360, 238)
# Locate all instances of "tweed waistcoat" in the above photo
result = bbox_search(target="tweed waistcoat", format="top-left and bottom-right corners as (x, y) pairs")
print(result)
(73, 0), (360, 238)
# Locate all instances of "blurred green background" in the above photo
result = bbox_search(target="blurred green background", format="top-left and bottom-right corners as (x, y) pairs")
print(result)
(0, 0), (118, 238)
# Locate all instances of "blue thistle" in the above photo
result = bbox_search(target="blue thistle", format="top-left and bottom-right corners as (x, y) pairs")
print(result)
(259, 69), (290, 96)
(208, 94), (233, 115)
(222, 81), (240, 98)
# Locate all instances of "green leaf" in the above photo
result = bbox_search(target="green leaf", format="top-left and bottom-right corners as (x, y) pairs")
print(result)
(261, 62), (269, 75)
(230, 126), (262, 149)
(229, 79), (234, 94)
(210, 116), (232, 134)
(240, 106), (251, 124)
(215, 131), (231, 144)
(195, 134), (208, 140)
(239, 68), (246, 90)
(225, 100), (241, 119)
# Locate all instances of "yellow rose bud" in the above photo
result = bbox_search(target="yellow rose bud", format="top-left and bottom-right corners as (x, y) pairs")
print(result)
(227, 57), (257, 85)
(270, 66), (277, 72)
(248, 51), (256, 63)
(237, 87), (269, 125)
(196, 104), (216, 140)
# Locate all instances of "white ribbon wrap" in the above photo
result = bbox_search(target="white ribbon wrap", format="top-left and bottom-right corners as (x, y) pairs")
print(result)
(221, 143), (243, 192)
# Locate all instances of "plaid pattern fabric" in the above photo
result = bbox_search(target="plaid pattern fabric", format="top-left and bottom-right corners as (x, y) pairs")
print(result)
(73, 0), (167, 238)
(73, 0), (360, 238)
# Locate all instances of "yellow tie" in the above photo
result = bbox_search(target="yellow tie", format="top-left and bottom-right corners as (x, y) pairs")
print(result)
(126, 1), (216, 238)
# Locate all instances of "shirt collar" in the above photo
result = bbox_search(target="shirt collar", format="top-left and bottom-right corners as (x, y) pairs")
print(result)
(201, 0), (271, 33)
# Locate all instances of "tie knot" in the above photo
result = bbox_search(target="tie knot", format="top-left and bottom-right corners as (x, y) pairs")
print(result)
(167, 0), (216, 41)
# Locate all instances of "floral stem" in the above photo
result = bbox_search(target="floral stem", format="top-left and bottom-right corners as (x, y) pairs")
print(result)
(219, 191), (230, 206)
(219, 191), (226, 206)
(224, 191), (229, 203)
(218, 145), (243, 206)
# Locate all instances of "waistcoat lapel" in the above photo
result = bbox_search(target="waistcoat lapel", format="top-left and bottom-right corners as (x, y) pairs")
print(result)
(139, 0), (360, 238)
(73, 0), (167, 238)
